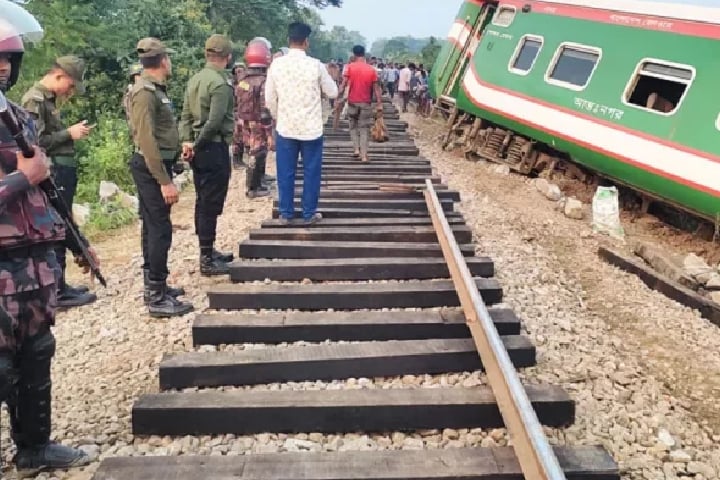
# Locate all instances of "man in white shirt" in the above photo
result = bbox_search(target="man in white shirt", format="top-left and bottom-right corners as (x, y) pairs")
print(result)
(265, 22), (338, 225)
(384, 63), (399, 99)
(397, 62), (416, 113)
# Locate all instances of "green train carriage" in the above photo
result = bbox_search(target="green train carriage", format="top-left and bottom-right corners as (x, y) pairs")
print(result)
(430, 0), (720, 223)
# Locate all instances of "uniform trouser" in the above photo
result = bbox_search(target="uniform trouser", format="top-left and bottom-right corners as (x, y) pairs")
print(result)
(0, 279), (57, 450)
(138, 160), (174, 276)
(51, 164), (77, 289)
(246, 153), (267, 192)
(347, 103), (374, 157)
(191, 142), (231, 248)
(130, 153), (172, 282)
(276, 133), (323, 221)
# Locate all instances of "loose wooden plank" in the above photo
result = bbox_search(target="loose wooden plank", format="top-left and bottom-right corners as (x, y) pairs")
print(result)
(297, 175), (441, 183)
(261, 216), (466, 228)
(92, 446), (619, 480)
(598, 246), (720, 326)
(310, 182), (449, 190)
(248, 226), (469, 243)
(300, 165), (433, 174)
(132, 385), (574, 435)
(207, 278), (501, 310)
(239, 240), (476, 260)
(160, 337), (535, 389)
(273, 199), (454, 213)
(192, 308), (521, 345)
(294, 189), (461, 202)
(271, 208), (462, 219)
(229, 256), (491, 282)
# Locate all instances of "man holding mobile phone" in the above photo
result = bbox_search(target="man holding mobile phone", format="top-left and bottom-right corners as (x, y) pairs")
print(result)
(22, 55), (97, 309)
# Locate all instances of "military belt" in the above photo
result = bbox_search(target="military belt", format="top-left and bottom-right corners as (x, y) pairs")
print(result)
(51, 155), (77, 167)
(0, 244), (54, 261)
(135, 149), (177, 160)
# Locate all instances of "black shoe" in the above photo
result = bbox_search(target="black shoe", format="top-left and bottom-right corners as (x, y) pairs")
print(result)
(64, 283), (89, 295)
(200, 255), (230, 276)
(247, 189), (271, 199)
(14, 443), (91, 477)
(57, 289), (96, 309)
(146, 280), (194, 318)
(213, 249), (234, 263)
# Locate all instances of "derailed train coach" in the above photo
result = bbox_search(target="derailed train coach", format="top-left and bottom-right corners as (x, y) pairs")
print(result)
(429, 0), (720, 223)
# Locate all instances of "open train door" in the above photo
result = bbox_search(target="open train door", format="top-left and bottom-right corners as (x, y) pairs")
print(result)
(435, 2), (496, 116)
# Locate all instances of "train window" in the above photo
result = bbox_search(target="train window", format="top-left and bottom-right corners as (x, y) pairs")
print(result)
(509, 36), (543, 74)
(623, 60), (694, 115)
(492, 6), (516, 27)
(545, 44), (601, 90)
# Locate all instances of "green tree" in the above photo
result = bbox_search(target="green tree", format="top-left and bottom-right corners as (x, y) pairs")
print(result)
(9, 0), (345, 230)
(421, 36), (442, 68)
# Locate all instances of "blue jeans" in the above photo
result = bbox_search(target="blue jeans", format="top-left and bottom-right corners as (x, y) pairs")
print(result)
(276, 133), (323, 220)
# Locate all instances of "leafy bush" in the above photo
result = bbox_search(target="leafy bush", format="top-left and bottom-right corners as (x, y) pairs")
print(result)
(85, 200), (137, 235)
(75, 114), (135, 204)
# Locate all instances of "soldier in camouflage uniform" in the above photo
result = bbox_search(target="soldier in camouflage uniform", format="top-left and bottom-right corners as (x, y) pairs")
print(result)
(235, 38), (274, 199)
(230, 61), (246, 170)
(0, 30), (93, 476)
(22, 55), (96, 309)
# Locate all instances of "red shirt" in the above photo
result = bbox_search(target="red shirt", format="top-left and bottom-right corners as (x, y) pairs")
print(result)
(344, 62), (378, 104)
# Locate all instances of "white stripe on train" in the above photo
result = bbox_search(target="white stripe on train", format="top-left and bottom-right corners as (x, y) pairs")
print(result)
(461, 69), (720, 196)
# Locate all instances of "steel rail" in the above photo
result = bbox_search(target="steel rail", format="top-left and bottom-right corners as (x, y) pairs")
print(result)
(424, 179), (566, 480)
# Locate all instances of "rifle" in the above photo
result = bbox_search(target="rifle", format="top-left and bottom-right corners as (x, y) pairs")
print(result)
(0, 91), (107, 288)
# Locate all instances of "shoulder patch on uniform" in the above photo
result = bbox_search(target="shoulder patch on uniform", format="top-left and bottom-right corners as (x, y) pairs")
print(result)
(238, 81), (250, 91)
(21, 90), (43, 114)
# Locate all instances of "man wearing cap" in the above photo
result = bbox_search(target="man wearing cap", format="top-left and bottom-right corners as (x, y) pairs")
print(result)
(129, 37), (193, 318)
(179, 34), (235, 276)
(22, 55), (97, 310)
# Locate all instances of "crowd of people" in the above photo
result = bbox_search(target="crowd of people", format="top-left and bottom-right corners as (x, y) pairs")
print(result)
(0, 2), (436, 473)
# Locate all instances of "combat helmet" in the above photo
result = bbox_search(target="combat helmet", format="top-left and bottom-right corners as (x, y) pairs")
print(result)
(244, 38), (271, 68)
(0, 32), (24, 91)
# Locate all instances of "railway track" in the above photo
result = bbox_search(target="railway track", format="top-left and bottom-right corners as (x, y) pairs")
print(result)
(92, 100), (619, 479)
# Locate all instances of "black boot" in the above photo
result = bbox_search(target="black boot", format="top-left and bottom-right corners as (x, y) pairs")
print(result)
(57, 276), (96, 309)
(212, 250), (234, 263)
(247, 187), (271, 199)
(200, 253), (230, 276)
(10, 332), (91, 477)
(143, 270), (185, 304)
(146, 279), (194, 318)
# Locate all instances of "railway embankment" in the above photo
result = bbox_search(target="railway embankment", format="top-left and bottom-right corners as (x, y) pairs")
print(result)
(408, 111), (720, 480)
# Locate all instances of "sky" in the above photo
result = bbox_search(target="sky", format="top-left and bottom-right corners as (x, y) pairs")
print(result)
(318, 0), (463, 46)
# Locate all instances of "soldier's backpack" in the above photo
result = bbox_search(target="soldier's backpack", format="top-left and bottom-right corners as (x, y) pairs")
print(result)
(236, 73), (266, 122)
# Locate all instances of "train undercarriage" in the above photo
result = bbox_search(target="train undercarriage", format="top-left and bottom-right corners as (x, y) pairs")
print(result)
(435, 105), (720, 239)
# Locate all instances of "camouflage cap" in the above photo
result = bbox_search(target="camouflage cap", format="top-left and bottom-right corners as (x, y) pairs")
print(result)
(205, 34), (233, 56)
(136, 37), (174, 58)
(55, 55), (86, 94)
